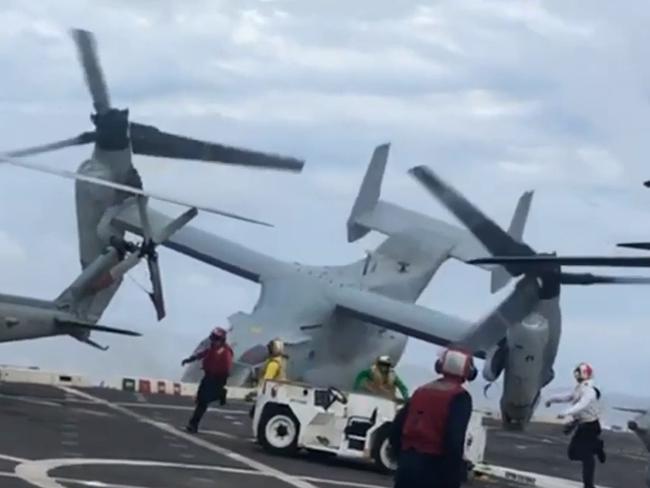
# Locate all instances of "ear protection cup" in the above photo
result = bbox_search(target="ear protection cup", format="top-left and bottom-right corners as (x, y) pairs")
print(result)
(435, 359), (443, 375)
(466, 363), (478, 382)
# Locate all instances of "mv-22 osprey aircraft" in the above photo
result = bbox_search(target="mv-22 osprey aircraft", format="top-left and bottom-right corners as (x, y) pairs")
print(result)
(7, 30), (649, 429)
(110, 146), (650, 430)
(0, 29), (304, 349)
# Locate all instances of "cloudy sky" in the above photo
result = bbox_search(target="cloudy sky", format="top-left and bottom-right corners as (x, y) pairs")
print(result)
(1, 0), (650, 400)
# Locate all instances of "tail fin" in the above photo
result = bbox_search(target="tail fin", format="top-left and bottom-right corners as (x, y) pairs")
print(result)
(347, 143), (390, 242)
(54, 247), (122, 323)
(491, 191), (534, 293)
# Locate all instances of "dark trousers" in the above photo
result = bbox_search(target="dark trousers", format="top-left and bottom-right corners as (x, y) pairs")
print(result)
(187, 374), (226, 429)
(394, 450), (463, 488)
(568, 420), (603, 488)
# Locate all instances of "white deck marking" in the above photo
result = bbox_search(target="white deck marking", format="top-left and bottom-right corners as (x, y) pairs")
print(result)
(55, 387), (318, 488)
(12, 456), (394, 488)
(114, 402), (247, 414)
(302, 477), (387, 488)
(0, 453), (27, 463)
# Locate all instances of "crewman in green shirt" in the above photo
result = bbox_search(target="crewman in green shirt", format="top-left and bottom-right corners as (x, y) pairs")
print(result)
(353, 355), (409, 401)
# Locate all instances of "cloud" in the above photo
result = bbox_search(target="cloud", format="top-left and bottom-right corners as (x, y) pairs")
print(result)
(0, 1), (648, 396)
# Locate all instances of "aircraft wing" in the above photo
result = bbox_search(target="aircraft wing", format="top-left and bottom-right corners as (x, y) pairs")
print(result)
(329, 286), (481, 355)
(110, 202), (287, 283)
(331, 276), (541, 358)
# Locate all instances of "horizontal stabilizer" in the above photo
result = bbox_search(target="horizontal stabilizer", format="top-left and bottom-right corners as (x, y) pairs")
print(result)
(55, 318), (141, 336)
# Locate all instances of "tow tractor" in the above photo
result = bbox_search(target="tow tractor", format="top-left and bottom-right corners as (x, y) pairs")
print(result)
(252, 380), (487, 474)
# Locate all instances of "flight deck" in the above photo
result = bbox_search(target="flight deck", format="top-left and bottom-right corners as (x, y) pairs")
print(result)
(0, 381), (646, 488)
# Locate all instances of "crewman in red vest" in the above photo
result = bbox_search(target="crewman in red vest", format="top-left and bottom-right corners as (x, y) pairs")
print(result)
(390, 347), (476, 488)
(182, 327), (234, 433)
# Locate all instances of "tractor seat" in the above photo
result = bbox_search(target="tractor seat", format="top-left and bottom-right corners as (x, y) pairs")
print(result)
(344, 409), (378, 437)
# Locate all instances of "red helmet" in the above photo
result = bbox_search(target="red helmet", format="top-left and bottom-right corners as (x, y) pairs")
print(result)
(210, 327), (227, 341)
(574, 362), (593, 382)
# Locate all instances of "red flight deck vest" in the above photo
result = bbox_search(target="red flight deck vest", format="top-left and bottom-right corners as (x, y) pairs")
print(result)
(202, 344), (233, 377)
(401, 378), (465, 456)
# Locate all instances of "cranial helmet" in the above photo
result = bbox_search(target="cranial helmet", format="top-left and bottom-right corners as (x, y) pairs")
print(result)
(267, 339), (285, 356)
(210, 327), (227, 341)
(435, 348), (477, 382)
(574, 362), (593, 382)
(376, 355), (392, 367)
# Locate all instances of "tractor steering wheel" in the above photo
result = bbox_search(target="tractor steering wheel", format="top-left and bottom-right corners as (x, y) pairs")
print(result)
(328, 387), (348, 405)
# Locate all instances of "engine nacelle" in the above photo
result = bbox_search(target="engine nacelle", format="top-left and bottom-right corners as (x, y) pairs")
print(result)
(500, 312), (549, 430)
(482, 341), (507, 383)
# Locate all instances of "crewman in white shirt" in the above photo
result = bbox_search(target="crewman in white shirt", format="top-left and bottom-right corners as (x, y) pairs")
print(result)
(545, 362), (606, 488)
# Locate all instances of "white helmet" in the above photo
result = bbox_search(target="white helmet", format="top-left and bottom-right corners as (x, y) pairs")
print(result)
(435, 348), (477, 382)
(376, 355), (392, 367)
(574, 362), (593, 382)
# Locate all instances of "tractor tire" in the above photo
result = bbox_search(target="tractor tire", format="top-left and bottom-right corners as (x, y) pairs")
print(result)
(257, 405), (300, 455)
(371, 424), (397, 474)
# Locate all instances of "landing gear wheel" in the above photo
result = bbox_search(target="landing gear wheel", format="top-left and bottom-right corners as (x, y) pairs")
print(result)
(257, 406), (300, 455)
(371, 424), (397, 474)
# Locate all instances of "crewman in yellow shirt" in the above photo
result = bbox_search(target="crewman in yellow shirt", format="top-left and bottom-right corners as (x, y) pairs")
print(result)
(261, 339), (287, 381)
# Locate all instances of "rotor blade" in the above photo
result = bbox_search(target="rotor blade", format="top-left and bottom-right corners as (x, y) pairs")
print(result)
(4, 132), (96, 157)
(408, 165), (535, 276)
(0, 155), (272, 226)
(71, 29), (111, 114)
(471, 255), (650, 267)
(618, 242), (650, 251)
(130, 122), (304, 171)
(559, 272), (650, 285)
(146, 256), (165, 321)
(154, 207), (198, 244)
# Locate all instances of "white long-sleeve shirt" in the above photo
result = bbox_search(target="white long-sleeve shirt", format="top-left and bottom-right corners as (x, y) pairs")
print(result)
(546, 380), (600, 423)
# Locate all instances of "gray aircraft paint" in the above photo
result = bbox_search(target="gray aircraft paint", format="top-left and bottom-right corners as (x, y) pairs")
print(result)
(110, 145), (533, 391)
(0, 146), (142, 345)
(408, 165), (650, 430)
